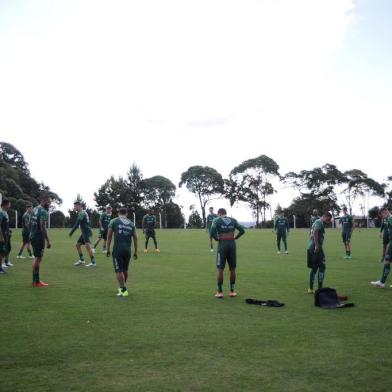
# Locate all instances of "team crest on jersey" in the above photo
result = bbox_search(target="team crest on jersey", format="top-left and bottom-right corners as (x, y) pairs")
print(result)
(222, 217), (232, 225)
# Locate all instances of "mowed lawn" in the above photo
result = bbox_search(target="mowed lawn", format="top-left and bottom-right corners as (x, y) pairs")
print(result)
(0, 228), (391, 392)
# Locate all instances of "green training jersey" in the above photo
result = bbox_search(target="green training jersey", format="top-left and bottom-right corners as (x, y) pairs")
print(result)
(30, 206), (49, 241)
(339, 215), (353, 233)
(70, 210), (92, 236)
(274, 217), (289, 233)
(100, 212), (112, 231)
(210, 216), (245, 240)
(310, 215), (320, 228)
(307, 218), (326, 250)
(380, 218), (390, 238)
(143, 214), (156, 230)
(22, 212), (31, 231)
(0, 209), (10, 239)
(109, 217), (136, 253)
(207, 213), (218, 229)
(386, 216), (392, 241)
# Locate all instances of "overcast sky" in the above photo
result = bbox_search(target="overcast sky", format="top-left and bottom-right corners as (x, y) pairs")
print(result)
(0, 0), (391, 220)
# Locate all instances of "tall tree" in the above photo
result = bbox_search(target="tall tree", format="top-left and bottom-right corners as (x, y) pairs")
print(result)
(226, 155), (279, 227)
(179, 166), (224, 227)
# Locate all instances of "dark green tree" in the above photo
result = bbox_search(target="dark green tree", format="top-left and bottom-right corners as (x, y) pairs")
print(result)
(187, 210), (203, 228)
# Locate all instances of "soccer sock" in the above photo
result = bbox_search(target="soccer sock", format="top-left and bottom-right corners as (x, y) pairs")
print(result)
(346, 250), (349, 256)
(309, 270), (315, 290)
(317, 271), (324, 289)
(121, 286), (127, 292)
(381, 264), (391, 284)
(230, 282), (235, 292)
(33, 271), (39, 283)
(28, 249), (32, 256)
(91, 256), (96, 264)
(217, 282), (223, 292)
(79, 254), (84, 261)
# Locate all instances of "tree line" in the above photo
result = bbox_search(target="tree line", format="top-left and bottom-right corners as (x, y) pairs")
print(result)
(1, 142), (391, 229)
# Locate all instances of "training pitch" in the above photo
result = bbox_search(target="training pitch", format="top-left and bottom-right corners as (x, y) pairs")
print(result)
(0, 228), (391, 392)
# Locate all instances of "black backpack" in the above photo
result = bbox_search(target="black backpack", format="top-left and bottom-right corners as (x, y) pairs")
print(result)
(315, 288), (354, 309)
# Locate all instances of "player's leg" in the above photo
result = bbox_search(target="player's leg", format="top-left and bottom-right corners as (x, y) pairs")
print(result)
(276, 232), (281, 254)
(215, 243), (225, 297)
(17, 242), (26, 258)
(102, 230), (108, 252)
(74, 237), (85, 265)
(85, 236), (96, 267)
(144, 232), (150, 252)
(31, 239), (47, 286)
(26, 241), (33, 258)
(282, 233), (288, 253)
(93, 235), (101, 249)
(317, 250), (326, 289)
(152, 230), (159, 251)
(227, 241), (237, 296)
(0, 252), (6, 274)
(371, 242), (392, 288)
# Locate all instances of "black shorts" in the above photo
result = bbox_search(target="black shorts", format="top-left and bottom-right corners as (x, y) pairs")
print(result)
(307, 248), (325, 269)
(145, 229), (156, 239)
(31, 238), (45, 258)
(216, 240), (236, 270)
(383, 235), (390, 247)
(342, 232), (351, 243)
(112, 250), (131, 273)
(99, 229), (108, 241)
(22, 230), (30, 244)
(77, 232), (92, 245)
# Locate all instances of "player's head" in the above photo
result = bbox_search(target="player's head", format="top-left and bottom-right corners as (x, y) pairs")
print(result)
(312, 209), (318, 216)
(148, 209), (153, 215)
(73, 201), (82, 211)
(1, 199), (11, 210)
(106, 205), (112, 214)
(322, 211), (332, 224)
(40, 195), (52, 209)
(26, 205), (33, 212)
(209, 207), (214, 213)
(217, 208), (227, 216)
(379, 207), (390, 219)
(342, 206), (348, 214)
(279, 210), (284, 217)
(118, 207), (128, 216)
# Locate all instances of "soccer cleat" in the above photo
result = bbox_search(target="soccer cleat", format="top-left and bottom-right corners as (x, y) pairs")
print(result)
(284, 251), (288, 255)
(347, 255), (352, 259)
(277, 251), (281, 255)
(28, 255), (35, 259)
(121, 290), (129, 297)
(74, 260), (85, 266)
(144, 249), (148, 253)
(370, 280), (385, 288)
(307, 288), (315, 294)
(85, 262), (96, 267)
(210, 248), (214, 252)
(0, 268), (7, 274)
(32, 281), (48, 287)
(215, 291), (224, 299)
(17, 255), (26, 259)
(228, 291), (237, 297)
(155, 248), (160, 253)
(5, 261), (14, 267)
(2, 263), (8, 268)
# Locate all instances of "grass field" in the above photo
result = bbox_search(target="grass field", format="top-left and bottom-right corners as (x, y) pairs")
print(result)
(0, 228), (391, 392)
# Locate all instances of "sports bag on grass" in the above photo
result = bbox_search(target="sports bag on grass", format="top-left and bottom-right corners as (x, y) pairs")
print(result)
(245, 299), (285, 307)
(314, 287), (354, 309)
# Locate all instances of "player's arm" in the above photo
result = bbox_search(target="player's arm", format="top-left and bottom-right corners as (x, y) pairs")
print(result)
(69, 214), (81, 236)
(40, 218), (51, 249)
(106, 228), (113, 256)
(141, 216), (145, 233)
(0, 217), (4, 243)
(99, 214), (104, 231)
(132, 231), (138, 259)
(210, 221), (218, 241)
(313, 229), (320, 253)
(234, 221), (245, 240)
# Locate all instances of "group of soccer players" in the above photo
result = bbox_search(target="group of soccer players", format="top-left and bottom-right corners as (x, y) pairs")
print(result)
(1, 195), (392, 297)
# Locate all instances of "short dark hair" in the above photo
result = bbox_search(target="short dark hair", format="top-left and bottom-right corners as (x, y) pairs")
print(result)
(379, 207), (389, 214)
(1, 199), (10, 207)
(74, 201), (82, 206)
(217, 208), (226, 215)
(342, 206), (348, 211)
(323, 211), (332, 218)
(119, 207), (128, 215)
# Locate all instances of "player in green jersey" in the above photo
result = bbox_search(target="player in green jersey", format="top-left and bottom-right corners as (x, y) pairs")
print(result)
(17, 205), (34, 259)
(336, 206), (354, 259)
(94, 205), (112, 253)
(142, 210), (160, 253)
(210, 208), (245, 298)
(69, 201), (96, 267)
(0, 199), (11, 274)
(106, 207), (138, 297)
(371, 207), (392, 288)
(206, 206), (218, 252)
(379, 212), (390, 263)
(310, 209), (320, 232)
(274, 211), (289, 254)
(30, 196), (52, 286)
(307, 211), (332, 294)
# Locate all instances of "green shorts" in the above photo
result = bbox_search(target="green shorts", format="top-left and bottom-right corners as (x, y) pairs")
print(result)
(112, 249), (131, 273)
(77, 232), (92, 245)
(31, 238), (45, 258)
(22, 230), (30, 244)
(342, 232), (351, 243)
(216, 240), (236, 270)
(307, 248), (325, 269)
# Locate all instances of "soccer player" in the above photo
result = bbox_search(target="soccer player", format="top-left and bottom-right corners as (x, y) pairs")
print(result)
(0, 199), (11, 274)
(274, 210), (289, 254)
(371, 207), (392, 288)
(142, 210), (160, 253)
(307, 211), (332, 294)
(69, 201), (96, 267)
(106, 207), (138, 297)
(17, 205), (34, 259)
(30, 196), (52, 286)
(206, 206), (218, 252)
(210, 208), (245, 298)
(310, 209), (320, 232)
(336, 206), (354, 259)
(379, 210), (390, 263)
(93, 205), (112, 253)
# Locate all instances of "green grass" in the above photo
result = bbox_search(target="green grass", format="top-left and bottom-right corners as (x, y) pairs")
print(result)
(1, 228), (391, 392)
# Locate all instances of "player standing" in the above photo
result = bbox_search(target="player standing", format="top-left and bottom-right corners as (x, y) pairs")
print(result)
(142, 210), (160, 253)
(337, 206), (354, 259)
(94, 205), (112, 253)
(274, 210), (289, 254)
(17, 205), (34, 259)
(106, 207), (138, 297)
(206, 206), (218, 252)
(371, 207), (392, 288)
(310, 209), (320, 232)
(70, 201), (96, 267)
(307, 211), (332, 294)
(210, 208), (245, 298)
(30, 196), (52, 286)
(379, 211), (390, 263)
(0, 199), (11, 274)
